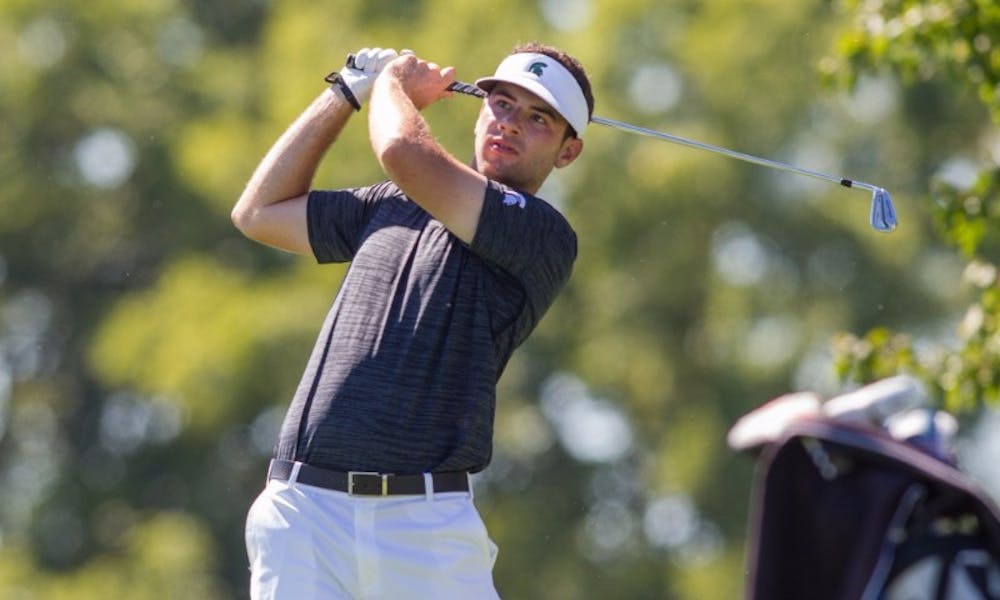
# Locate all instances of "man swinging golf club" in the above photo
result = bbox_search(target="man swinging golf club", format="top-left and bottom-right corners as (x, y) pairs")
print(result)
(232, 42), (593, 598)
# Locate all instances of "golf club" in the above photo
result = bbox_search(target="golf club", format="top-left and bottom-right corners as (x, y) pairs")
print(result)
(345, 55), (898, 232)
(586, 115), (898, 233)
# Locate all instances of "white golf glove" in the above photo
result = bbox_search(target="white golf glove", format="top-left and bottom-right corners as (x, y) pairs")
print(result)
(326, 47), (399, 110)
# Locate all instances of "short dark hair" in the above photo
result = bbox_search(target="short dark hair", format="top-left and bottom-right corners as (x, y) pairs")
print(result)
(510, 42), (594, 138)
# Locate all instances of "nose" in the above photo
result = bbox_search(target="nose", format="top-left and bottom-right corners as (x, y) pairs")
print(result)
(495, 109), (522, 135)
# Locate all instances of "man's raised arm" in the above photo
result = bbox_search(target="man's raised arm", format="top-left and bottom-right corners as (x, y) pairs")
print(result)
(232, 48), (398, 255)
(368, 54), (488, 245)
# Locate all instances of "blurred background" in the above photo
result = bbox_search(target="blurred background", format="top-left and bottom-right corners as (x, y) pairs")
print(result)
(2, 0), (999, 597)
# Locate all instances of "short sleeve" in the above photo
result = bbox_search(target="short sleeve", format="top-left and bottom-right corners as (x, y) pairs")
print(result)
(471, 180), (577, 309)
(307, 181), (395, 263)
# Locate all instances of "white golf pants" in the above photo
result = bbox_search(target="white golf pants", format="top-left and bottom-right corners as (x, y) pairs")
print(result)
(246, 473), (500, 599)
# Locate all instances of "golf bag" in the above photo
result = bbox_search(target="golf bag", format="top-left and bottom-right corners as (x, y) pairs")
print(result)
(731, 378), (1000, 599)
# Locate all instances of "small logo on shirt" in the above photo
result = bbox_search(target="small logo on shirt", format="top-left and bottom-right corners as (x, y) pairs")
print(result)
(502, 190), (527, 209)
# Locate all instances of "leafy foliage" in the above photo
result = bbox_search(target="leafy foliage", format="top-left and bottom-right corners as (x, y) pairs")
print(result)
(826, 0), (1000, 411)
(1, 0), (993, 597)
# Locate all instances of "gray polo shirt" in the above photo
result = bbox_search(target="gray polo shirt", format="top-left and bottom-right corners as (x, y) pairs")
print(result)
(273, 179), (577, 474)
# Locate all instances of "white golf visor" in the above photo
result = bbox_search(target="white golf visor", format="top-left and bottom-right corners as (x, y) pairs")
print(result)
(475, 52), (589, 136)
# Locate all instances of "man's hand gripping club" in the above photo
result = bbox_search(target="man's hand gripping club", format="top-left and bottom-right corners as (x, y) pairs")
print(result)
(368, 52), (483, 245)
(325, 47), (400, 110)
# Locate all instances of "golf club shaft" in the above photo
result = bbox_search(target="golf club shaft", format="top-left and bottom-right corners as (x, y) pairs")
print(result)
(442, 80), (880, 193)
(590, 116), (878, 192)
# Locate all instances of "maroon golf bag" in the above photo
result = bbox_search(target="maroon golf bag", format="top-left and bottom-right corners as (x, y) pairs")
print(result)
(731, 377), (1000, 599)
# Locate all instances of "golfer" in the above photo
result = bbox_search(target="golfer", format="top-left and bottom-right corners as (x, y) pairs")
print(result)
(233, 42), (593, 599)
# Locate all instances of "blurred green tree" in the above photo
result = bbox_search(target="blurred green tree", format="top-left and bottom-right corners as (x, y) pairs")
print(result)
(0, 0), (990, 598)
(825, 0), (1000, 412)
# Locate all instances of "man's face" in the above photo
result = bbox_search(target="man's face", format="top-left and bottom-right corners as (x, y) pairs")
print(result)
(472, 82), (583, 194)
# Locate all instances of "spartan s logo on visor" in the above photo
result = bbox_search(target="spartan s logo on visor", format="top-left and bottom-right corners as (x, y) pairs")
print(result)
(474, 52), (590, 135)
(527, 61), (548, 77)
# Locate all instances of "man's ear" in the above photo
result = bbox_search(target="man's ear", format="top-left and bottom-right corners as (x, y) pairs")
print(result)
(555, 136), (583, 169)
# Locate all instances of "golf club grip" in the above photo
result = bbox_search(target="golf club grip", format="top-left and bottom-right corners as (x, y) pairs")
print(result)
(345, 54), (486, 99)
(446, 80), (487, 98)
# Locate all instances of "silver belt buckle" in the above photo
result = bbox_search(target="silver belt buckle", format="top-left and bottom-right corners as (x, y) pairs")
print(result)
(348, 471), (388, 496)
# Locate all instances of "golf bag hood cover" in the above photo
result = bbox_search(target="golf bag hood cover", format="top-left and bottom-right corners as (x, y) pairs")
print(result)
(475, 52), (590, 136)
(744, 419), (1000, 599)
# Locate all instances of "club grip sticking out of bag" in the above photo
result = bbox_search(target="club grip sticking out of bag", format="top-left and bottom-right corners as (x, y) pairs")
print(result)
(822, 375), (926, 425)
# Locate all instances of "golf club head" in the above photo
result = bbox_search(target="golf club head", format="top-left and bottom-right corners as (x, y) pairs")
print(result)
(870, 188), (897, 232)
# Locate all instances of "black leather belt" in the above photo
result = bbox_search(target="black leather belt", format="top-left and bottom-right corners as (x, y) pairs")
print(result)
(267, 459), (470, 496)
